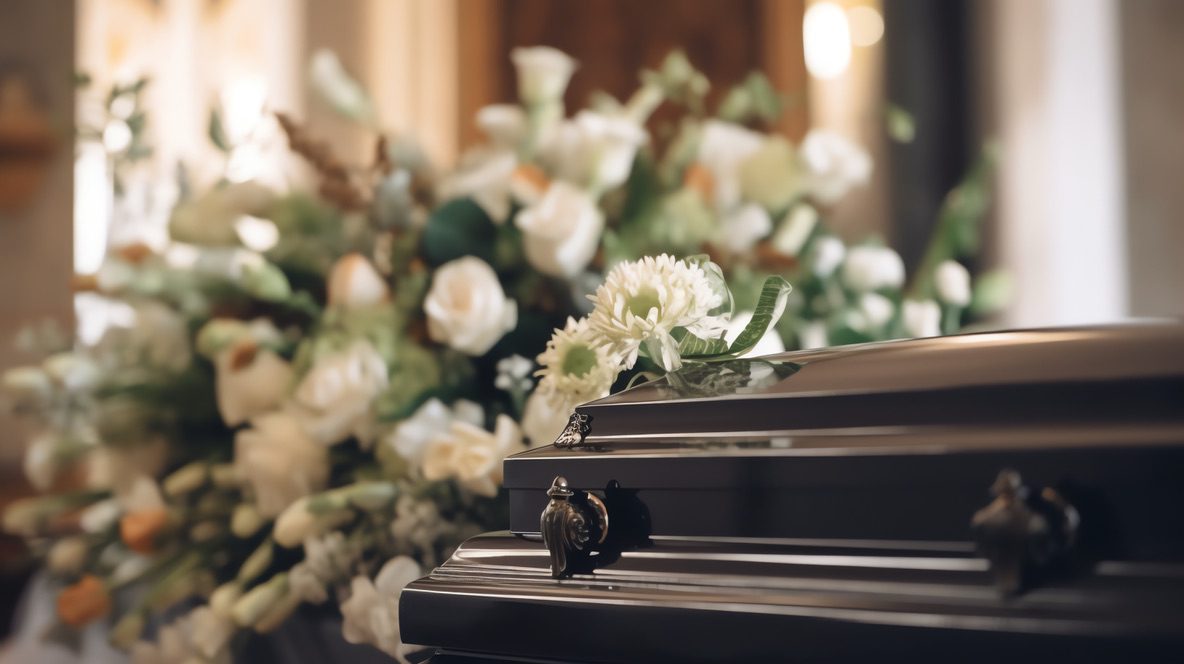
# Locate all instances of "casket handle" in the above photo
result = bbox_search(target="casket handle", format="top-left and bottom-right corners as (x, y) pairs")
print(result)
(540, 475), (609, 578)
(971, 469), (1080, 597)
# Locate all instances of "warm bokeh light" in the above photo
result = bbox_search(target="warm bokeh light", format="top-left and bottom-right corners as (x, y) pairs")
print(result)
(848, 6), (885, 47)
(803, 2), (852, 80)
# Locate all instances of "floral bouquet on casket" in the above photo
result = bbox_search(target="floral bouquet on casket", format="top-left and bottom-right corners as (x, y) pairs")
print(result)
(1, 47), (995, 662)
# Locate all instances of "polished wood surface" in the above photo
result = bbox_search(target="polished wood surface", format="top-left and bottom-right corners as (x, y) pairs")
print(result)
(403, 325), (1184, 662)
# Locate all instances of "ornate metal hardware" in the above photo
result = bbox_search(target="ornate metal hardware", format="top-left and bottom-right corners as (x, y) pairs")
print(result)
(554, 412), (592, 448)
(540, 475), (609, 578)
(971, 469), (1080, 597)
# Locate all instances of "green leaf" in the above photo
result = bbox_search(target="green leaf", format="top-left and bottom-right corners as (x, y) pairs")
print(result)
(422, 198), (496, 266)
(674, 327), (729, 356)
(885, 103), (916, 143)
(208, 108), (232, 153)
(723, 275), (792, 357)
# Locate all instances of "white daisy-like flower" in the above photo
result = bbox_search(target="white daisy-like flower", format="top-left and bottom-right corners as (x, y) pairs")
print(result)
(535, 317), (620, 404)
(587, 255), (726, 371)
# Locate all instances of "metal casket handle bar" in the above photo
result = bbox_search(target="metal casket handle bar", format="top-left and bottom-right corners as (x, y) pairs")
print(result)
(540, 475), (609, 579)
(971, 469), (1080, 597)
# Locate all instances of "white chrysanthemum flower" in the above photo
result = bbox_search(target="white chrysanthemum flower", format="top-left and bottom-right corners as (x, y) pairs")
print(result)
(534, 317), (620, 404)
(587, 255), (725, 370)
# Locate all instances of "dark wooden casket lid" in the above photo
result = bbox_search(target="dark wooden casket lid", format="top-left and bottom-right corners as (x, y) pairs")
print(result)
(401, 324), (1184, 662)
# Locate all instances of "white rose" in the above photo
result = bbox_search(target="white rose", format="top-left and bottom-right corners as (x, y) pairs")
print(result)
(511, 46), (577, 106)
(425, 257), (517, 355)
(420, 415), (526, 497)
(935, 260), (972, 306)
(291, 340), (389, 446)
(559, 111), (646, 191)
(521, 390), (576, 447)
(438, 148), (517, 223)
(476, 104), (527, 149)
(340, 556), (423, 664)
(858, 292), (896, 330)
(383, 398), (483, 467)
(739, 136), (801, 211)
(903, 299), (942, 338)
(811, 236), (847, 278)
(696, 120), (766, 211)
(327, 253), (389, 310)
(800, 129), (872, 205)
(309, 49), (375, 124)
(715, 203), (772, 255)
(514, 182), (604, 278)
(215, 342), (293, 427)
(725, 310), (787, 358)
(841, 246), (905, 292)
(234, 412), (329, 518)
(43, 353), (100, 391)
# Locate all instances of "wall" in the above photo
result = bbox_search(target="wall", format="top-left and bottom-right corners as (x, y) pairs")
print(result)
(1121, 0), (1184, 319)
(0, 1), (75, 464)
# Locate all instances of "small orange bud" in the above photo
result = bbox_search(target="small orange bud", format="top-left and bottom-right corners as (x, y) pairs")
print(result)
(511, 164), (551, 200)
(227, 340), (259, 372)
(56, 574), (110, 627)
(683, 163), (715, 205)
(120, 508), (170, 554)
(115, 242), (153, 264)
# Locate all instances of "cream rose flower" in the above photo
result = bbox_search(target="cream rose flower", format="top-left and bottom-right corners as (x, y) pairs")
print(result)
(800, 129), (872, 205)
(714, 203), (773, 255)
(695, 120), (765, 211)
(541, 111), (646, 191)
(477, 104), (527, 149)
(383, 397), (483, 467)
(340, 556), (423, 664)
(234, 412), (329, 518)
(841, 246), (905, 292)
(437, 148), (517, 223)
(327, 253), (389, 310)
(903, 299), (942, 338)
(425, 257), (517, 355)
(514, 182), (604, 278)
(521, 390), (576, 447)
(421, 415), (526, 497)
(290, 340), (389, 447)
(739, 136), (801, 211)
(587, 254), (726, 370)
(511, 46), (577, 106)
(935, 260), (972, 306)
(214, 341), (293, 427)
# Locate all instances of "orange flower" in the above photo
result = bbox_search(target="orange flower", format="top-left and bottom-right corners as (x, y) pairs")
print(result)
(56, 574), (110, 627)
(119, 508), (170, 554)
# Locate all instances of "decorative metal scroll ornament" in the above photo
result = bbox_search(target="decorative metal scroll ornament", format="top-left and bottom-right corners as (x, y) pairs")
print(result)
(540, 476), (609, 578)
(971, 469), (1079, 597)
(554, 412), (592, 448)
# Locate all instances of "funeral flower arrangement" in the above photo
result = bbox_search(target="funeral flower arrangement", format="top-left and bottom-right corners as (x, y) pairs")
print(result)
(1, 48), (994, 662)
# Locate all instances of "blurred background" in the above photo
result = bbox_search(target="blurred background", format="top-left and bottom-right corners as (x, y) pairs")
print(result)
(0, 0), (1181, 628)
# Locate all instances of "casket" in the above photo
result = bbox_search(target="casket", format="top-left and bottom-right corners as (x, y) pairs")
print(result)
(400, 324), (1184, 662)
